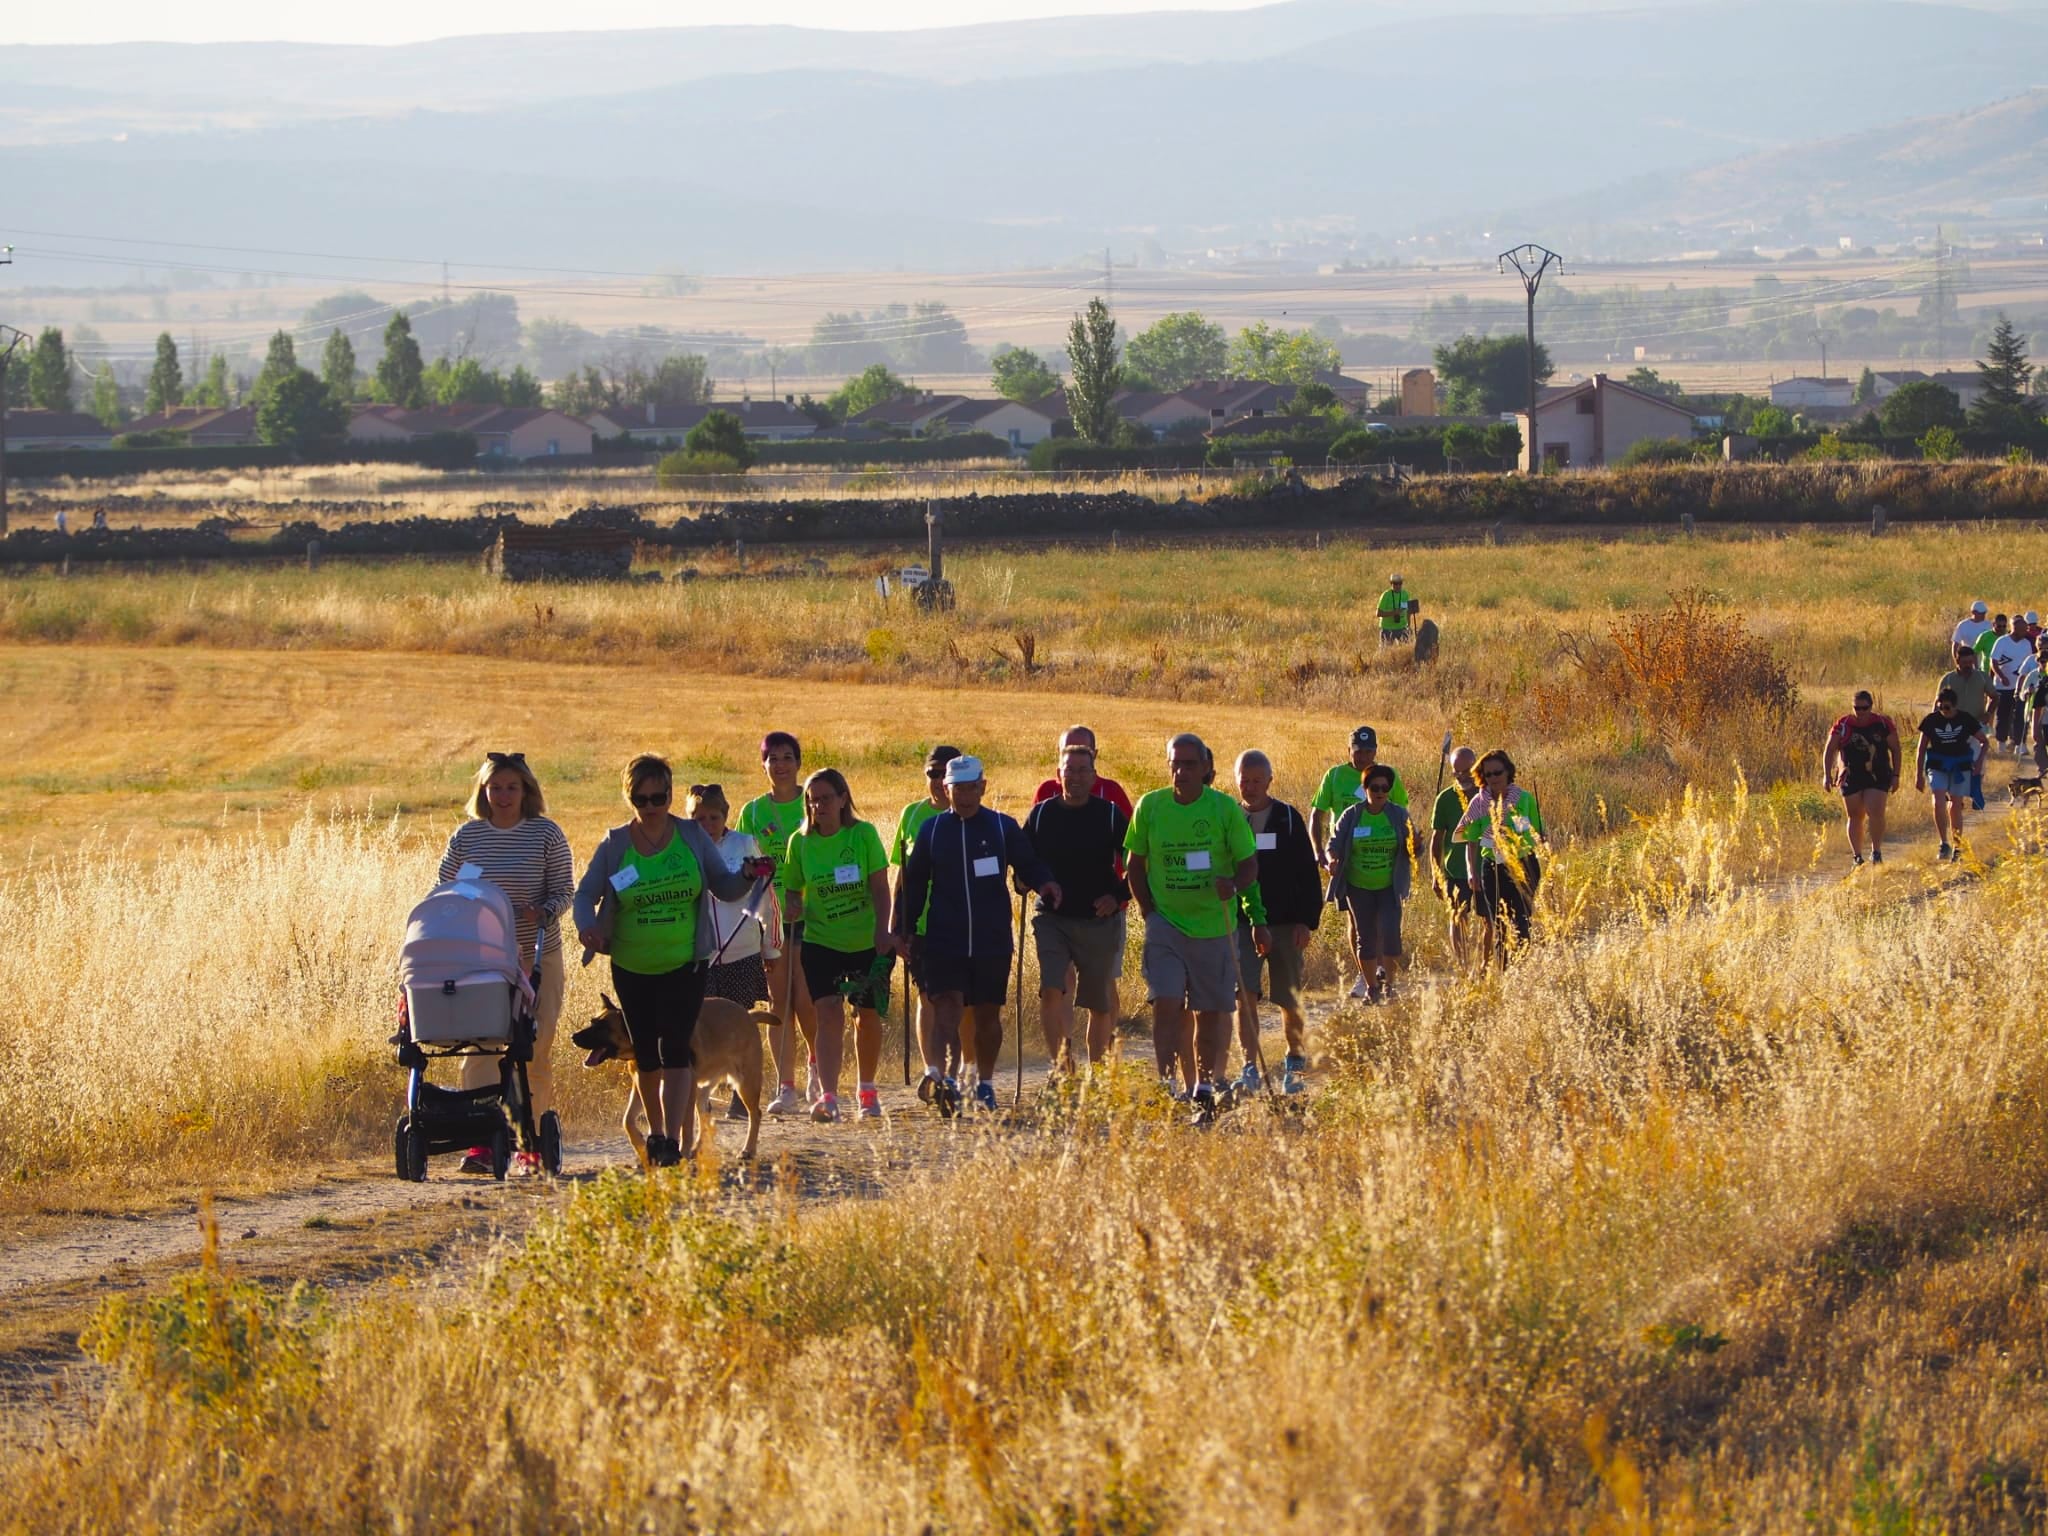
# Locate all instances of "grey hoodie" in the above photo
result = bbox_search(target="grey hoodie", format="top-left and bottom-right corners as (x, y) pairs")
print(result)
(1323, 800), (1415, 904)
(572, 819), (758, 967)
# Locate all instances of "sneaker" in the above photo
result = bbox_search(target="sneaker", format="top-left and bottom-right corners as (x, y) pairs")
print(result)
(1347, 974), (1371, 1000)
(937, 1076), (963, 1118)
(459, 1147), (492, 1174)
(726, 1093), (750, 1121)
(1852, 851), (1865, 867)
(810, 1094), (840, 1124)
(512, 1150), (543, 1177)
(1870, 847), (1883, 865)
(973, 1081), (999, 1113)
(917, 1072), (939, 1105)
(1235, 1061), (1262, 1095)
(1281, 1053), (1309, 1095)
(1938, 842), (1953, 862)
(765, 1084), (803, 1118)
(646, 1134), (680, 1169)
(858, 1088), (882, 1120)
(1190, 1083), (1218, 1127)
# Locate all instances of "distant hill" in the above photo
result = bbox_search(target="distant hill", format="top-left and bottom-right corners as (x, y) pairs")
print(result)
(1, 0), (2044, 275)
(1536, 89), (2048, 237)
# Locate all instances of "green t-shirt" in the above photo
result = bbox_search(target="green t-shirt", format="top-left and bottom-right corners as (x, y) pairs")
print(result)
(1125, 785), (1257, 940)
(780, 819), (889, 954)
(1345, 809), (1399, 891)
(1377, 588), (1411, 632)
(736, 792), (805, 866)
(609, 831), (704, 974)
(1464, 786), (1545, 863)
(1973, 630), (1998, 668)
(1431, 784), (1473, 881)
(1311, 761), (1409, 814)
(892, 797), (946, 937)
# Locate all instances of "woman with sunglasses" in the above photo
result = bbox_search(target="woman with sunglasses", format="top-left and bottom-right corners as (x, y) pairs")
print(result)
(1455, 749), (1546, 963)
(439, 751), (574, 1176)
(1915, 688), (1988, 863)
(574, 754), (766, 1168)
(737, 731), (815, 1118)
(779, 768), (899, 1122)
(1822, 691), (1900, 867)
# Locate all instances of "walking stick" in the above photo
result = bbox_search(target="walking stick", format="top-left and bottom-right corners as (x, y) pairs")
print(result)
(901, 951), (911, 1086)
(1014, 889), (1027, 1105)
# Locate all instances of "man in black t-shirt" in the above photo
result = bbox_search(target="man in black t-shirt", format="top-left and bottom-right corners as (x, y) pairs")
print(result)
(1915, 688), (1988, 863)
(1024, 748), (1131, 1071)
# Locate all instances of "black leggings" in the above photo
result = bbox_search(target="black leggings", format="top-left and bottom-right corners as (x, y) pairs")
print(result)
(1477, 857), (1541, 945)
(609, 960), (707, 1071)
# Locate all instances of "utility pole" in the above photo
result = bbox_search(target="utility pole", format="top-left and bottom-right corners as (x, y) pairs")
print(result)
(1811, 323), (1828, 386)
(1497, 243), (1563, 472)
(0, 324), (27, 538)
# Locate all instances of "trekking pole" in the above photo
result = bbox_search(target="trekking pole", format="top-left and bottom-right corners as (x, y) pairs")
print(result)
(1014, 889), (1027, 1105)
(901, 949), (912, 1087)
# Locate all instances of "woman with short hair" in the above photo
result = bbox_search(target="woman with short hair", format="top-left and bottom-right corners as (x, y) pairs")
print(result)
(1456, 749), (1546, 962)
(574, 754), (763, 1168)
(439, 751), (573, 1177)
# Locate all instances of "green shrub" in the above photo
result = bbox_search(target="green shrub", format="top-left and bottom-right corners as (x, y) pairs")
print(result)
(1328, 430), (1381, 465)
(1918, 425), (1963, 462)
(1617, 437), (1702, 468)
(1205, 441), (1235, 468)
(656, 450), (745, 483)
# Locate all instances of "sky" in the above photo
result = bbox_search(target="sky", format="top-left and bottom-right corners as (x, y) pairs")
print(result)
(0, 0), (1273, 47)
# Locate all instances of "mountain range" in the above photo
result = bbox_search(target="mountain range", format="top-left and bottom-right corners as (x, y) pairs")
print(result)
(1, 0), (2043, 277)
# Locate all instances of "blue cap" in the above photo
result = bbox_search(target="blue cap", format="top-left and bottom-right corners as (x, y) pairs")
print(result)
(1350, 725), (1378, 750)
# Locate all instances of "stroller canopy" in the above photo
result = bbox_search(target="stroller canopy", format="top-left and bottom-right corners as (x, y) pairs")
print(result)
(399, 875), (534, 1002)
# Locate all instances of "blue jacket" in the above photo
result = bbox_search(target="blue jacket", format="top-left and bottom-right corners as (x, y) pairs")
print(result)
(897, 808), (1051, 956)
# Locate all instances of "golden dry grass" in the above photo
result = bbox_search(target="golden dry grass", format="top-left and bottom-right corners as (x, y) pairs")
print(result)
(8, 794), (2047, 1531)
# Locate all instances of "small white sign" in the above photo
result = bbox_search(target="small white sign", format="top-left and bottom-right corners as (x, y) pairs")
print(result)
(1356, 824), (1374, 838)
(1185, 849), (1212, 872)
(834, 862), (862, 886)
(973, 855), (1002, 878)
(1255, 832), (1278, 850)
(1353, 784), (1367, 800)
(900, 565), (931, 588)
(609, 866), (641, 892)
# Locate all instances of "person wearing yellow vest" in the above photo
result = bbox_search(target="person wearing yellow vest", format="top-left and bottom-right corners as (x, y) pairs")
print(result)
(1377, 573), (1415, 644)
(573, 754), (766, 1168)
(1455, 748), (1547, 964)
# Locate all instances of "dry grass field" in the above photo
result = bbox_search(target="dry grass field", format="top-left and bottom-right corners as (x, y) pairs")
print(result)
(2, 523), (2045, 1529)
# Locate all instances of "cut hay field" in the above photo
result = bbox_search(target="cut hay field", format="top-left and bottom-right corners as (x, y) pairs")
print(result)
(4, 524), (2046, 1530)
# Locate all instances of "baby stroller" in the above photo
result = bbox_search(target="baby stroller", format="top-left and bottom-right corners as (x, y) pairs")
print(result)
(390, 868), (560, 1180)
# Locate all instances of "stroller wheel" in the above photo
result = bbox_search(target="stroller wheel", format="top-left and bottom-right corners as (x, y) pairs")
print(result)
(394, 1114), (426, 1182)
(538, 1111), (562, 1177)
(488, 1121), (512, 1181)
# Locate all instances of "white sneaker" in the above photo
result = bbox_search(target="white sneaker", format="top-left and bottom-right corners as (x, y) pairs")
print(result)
(764, 1085), (804, 1118)
(1347, 974), (1371, 1000)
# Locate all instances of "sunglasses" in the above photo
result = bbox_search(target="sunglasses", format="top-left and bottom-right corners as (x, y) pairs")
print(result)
(631, 789), (671, 808)
(485, 751), (525, 767)
(1481, 768), (1508, 779)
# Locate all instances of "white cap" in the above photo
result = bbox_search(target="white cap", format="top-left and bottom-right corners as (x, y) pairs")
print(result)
(2029, 611), (2040, 625)
(1972, 600), (1988, 614)
(942, 755), (985, 785)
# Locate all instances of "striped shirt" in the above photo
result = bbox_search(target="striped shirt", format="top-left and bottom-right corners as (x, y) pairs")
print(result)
(437, 816), (575, 958)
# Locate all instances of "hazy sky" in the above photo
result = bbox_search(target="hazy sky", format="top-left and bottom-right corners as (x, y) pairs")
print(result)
(1, 0), (1273, 47)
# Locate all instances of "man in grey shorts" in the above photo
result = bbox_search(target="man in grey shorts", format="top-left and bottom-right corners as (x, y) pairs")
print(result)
(1024, 745), (1130, 1071)
(1125, 732), (1264, 1121)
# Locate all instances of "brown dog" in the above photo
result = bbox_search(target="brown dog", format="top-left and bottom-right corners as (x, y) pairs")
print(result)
(571, 994), (773, 1164)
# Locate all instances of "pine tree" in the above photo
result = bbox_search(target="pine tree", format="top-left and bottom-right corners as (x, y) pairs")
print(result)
(374, 313), (426, 409)
(321, 329), (357, 404)
(145, 333), (184, 414)
(1065, 297), (1123, 447)
(1853, 366), (1877, 405)
(1973, 314), (2035, 428)
(27, 328), (71, 412)
(251, 330), (297, 407)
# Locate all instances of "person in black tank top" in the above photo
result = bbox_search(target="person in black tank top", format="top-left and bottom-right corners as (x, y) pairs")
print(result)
(1823, 690), (1901, 867)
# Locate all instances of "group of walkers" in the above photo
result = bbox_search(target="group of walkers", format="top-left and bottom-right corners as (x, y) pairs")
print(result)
(430, 721), (1547, 1168)
(1823, 599), (2048, 866)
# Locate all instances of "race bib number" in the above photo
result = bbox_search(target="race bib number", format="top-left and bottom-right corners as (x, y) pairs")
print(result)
(609, 866), (640, 892)
(1185, 850), (1212, 872)
(973, 855), (1001, 877)
(1255, 832), (1278, 850)
(833, 863), (862, 886)
(457, 862), (484, 881)
(1355, 824), (1374, 838)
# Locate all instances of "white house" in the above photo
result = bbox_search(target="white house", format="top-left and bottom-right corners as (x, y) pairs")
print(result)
(927, 392), (1068, 451)
(1870, 369), (1986, 411)
(1518, 373), (1698, 471)
(1768, 376), (1854, 409)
